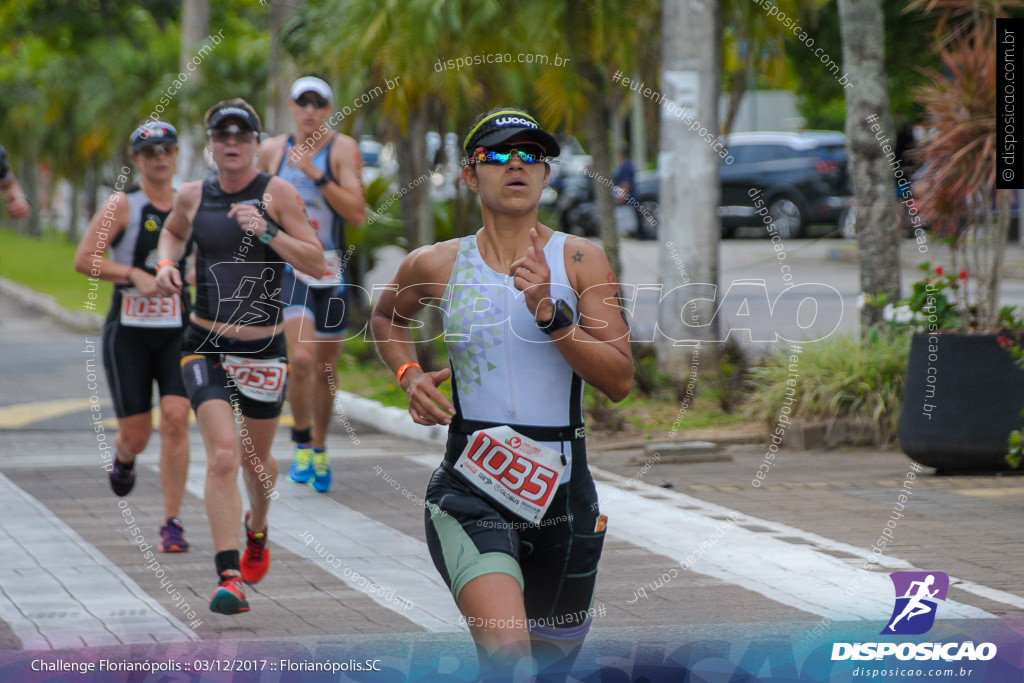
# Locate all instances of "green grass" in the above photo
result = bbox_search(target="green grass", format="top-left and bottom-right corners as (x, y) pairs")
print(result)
(334, 334), (749, 437)
(334, 335), (454, 409)
(609, 387), (751, 434)
(0, 228), (112, 312)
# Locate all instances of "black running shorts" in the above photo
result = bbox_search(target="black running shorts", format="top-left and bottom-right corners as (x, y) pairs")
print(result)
(281, 268), (350, 338)
(179, 322), (288, 420)
(101, 318), (188, 418)
(424, 432), (606, 628)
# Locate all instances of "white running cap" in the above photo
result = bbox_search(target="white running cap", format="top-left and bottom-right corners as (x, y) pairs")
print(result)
(290, 76), (333, 103)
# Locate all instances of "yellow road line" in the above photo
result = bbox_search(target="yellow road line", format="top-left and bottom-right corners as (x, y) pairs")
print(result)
(0, 398), (100, 429)
(956, 487), (1024, 499)
(1, 398), (295, 429)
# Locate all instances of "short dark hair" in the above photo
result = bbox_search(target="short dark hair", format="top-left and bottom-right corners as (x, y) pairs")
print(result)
(299, 70), (330, 83)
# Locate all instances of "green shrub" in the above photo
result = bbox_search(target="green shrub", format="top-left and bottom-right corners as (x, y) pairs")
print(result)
(632, 343), (662, 395)
(744, 331), (911, 445)
(706, 337), (750, 414)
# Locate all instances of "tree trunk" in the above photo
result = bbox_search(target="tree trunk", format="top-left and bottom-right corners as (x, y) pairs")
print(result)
(656, 0), (722, 379)
(584, 102), (622, 278)
(19, 145), (40, 236)
(838, 0), (900, 335)
(394, 103), (439, 370)
(266, 0), (304, 136)
(395, 103), (434, 251)
(177, 0), (210, 183)
(721, 53), (750, 136)
(67, 182), (80, 243)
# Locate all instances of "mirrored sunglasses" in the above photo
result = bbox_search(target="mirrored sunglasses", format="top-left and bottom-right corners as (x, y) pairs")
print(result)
(470, 147), (548, 166)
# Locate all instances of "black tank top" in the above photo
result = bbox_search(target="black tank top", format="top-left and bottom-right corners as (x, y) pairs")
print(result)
(106, 185), (190, 324)
(192, 172), (286, 326)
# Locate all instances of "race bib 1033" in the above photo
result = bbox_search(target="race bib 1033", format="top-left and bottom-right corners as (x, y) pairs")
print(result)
(120, 290), (181, 328)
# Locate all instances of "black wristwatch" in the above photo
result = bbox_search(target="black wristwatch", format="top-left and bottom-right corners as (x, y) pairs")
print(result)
(259, 220), (279, 244)
(314, 173), (331, 187)
(536, 298), (575, 335)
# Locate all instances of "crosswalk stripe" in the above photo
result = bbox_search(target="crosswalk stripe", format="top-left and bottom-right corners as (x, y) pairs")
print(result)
(586, 465), (1001, 621)
(0, 474), (198, 649)
(181, 467), (467, 633)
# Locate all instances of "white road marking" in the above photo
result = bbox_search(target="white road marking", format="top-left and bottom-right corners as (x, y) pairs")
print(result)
(0, 474), (197, 649)
(588, 465), (1006, 621)
(182, 468), (466, 633)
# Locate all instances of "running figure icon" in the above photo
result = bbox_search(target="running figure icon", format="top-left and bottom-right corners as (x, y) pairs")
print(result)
(887, 574), (938, 631)
(882, 571), (949, 635)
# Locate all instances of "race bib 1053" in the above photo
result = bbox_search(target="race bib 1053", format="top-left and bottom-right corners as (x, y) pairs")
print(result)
(222, 355), (288, 403)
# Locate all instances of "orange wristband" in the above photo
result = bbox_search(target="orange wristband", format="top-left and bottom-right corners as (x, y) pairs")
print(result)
(396, 362), (421, 383)
(157, 260), (176, 270)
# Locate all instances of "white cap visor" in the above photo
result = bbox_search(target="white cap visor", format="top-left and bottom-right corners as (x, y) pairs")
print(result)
(291, 76), (333, 103)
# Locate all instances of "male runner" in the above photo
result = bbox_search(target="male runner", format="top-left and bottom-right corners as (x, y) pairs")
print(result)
(258, 73), (366, 493)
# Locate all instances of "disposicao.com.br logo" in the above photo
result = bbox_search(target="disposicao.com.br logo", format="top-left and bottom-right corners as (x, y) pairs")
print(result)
(831, 571), (997, 663)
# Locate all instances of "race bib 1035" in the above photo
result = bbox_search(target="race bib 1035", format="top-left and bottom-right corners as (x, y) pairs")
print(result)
(455, 426), (566, 524)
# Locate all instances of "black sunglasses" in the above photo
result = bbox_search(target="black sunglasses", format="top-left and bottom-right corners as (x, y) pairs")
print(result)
(294, 94), (329, 109)
(208, 125), (256, 143)
(138, 144), (177, 157)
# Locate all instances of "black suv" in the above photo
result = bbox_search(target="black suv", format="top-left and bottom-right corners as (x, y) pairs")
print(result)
(718, 131), (852, 238)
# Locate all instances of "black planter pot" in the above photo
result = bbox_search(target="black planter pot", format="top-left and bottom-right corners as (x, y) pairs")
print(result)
(899, 332), (1024, 472)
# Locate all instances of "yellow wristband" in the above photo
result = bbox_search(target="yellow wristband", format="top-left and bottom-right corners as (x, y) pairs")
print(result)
(396, 362), (421, 383)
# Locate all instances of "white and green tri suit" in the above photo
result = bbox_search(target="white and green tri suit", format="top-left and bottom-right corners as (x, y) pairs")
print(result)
(424, 230), (605, 636)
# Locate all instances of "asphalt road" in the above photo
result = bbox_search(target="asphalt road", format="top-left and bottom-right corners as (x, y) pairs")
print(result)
(2, 288), (1024, 681)
(365, 231), (1024, 358)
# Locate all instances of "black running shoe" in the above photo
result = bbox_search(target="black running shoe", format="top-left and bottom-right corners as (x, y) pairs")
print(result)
(109, 459), (136, 497)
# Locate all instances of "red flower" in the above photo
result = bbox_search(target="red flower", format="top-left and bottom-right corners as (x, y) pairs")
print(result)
(998, 336), (1013, 348)
(959, 270), (968, 281)
(935, 265), (944, 276)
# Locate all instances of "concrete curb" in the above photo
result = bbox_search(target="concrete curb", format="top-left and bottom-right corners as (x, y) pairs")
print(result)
(0, 278), (440, 446)
(334, 390), (447, 447)
(0, 281), (750, 453)
(0, 276), (103, 333)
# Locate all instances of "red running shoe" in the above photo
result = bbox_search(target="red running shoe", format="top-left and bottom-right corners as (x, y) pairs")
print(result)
(209, 576), (249, 615)
(240, 511), (270, 584)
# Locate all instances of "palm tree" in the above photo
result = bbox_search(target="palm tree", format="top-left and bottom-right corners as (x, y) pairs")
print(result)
(839, 0), (900, 334)
(529, 0), (660, 277)
(720, 0), (814, 135)
(284, 0), (511, 250)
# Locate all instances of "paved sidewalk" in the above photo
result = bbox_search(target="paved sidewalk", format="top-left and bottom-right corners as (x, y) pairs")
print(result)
(3, 274), (1024, 681)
